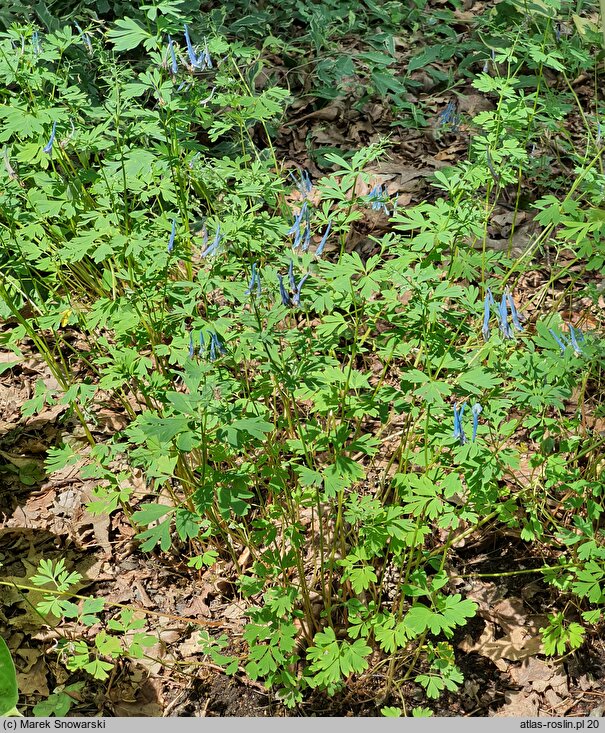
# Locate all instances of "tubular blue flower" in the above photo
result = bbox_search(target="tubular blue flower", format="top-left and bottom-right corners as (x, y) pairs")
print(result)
(290, 169), (312, 198)
(277, 274), (290, 306)
(32, 31), (41, 56)
(482, 288), (494, 341)
(506, 291), (523, 332)
(453, 402), (467, 446)
(245, 262), (262, 296)
(368, 184), (383, 209)
(301, 222), (311, 252)
(568, 323), (583, 356)
(198, 330), (205, 356)
(184, 25), (198, 68)
(316, 220), (332, 257)
(287, 259), (296, 292)
(201, 224), (221, 258)
(498, 293), (513, 339)
(167, 35), (178, 74)
(74, 22), (93, 55)
(292, 273), (309, 307)
(42, 121), (57, 155)
(471, 403), (482, 442)
(438, 101), (456, 126)
(287, 201), (307, 249)
(201, 40), (212, 69)
(301, 169), (312, 196)
(368, 184), (390, 214)
(548, 328), (569, 354)
(209, 332), (226, 361)
(188, 331), (194, 358)
(167, 218), (176, 253)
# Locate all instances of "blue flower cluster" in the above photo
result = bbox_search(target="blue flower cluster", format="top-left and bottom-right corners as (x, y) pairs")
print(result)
(290, 169), (313, 199)
(278, 260), (309, 307)
(166, 27), (213, 76)
(453, 402), (482, 446)
(188, 329), (226, 361)
(287, 201), (311, 251)
(437, 101), (460, 131)
(201, 225), (222, 258)
(482, 288), (523, 341)
(368, 184), (390, 215)
(549, 324), (584, 356)
(73, 22), (93, 55)
(183, 25), (212, 70)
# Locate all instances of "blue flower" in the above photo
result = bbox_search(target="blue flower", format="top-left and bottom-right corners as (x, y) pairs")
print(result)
(167, 35), (178, 74)
(31, 31), (41, 56)
(438, 101), (458, 128)
(506, 291), (523, 332)
(482, 288), (494, 341)
(290, 169), (312, 198)
(453, 402), (467, 445)
(548, 328), (569, 354)
(277, 274), (290, 306)
(245, 262), (262, 296)
(301, 220), (311, 252)
(368, 184), (390, 214)
(287, 201), (308, 249)
(201, 224), (221, 258)
(188, 331), (194, 358)
(471, 403), (482, 442)
(167, 218), (176, 253)
(42, 121), (57, 155)
(292, 273), (309, 307)
(198, 330), (205, 356)
(74, 22), (93, 55)
(498, 293), (513, 339)
(316, 220), (332, 257)
(568, 323), (583, 356)
(287, 259), (296, 292)
(209, 332), (226, 361)
(184, 25), (198, 68)
(201, 40), (212, 69)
